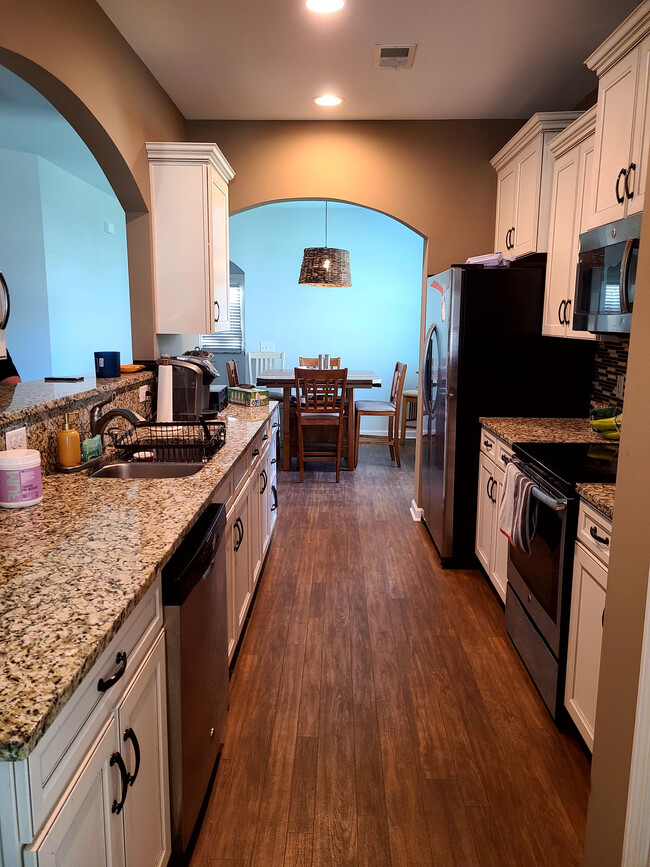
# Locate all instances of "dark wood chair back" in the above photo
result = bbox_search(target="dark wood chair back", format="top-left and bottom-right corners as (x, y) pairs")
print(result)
(390, 361), (407, 406)
(299, 356), (341, 369)
(295, 367), (348, 415)
(226, 359), (239, 387)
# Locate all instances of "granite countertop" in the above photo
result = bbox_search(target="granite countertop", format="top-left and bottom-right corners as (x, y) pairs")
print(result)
(479, 416), (615, 519)
(0, 402), (276, 761)
(479, 416), (602, 446)
(576, 483), (615, 521)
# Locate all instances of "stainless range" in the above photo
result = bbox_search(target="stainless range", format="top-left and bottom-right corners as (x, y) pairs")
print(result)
(505, 442), (618, 719)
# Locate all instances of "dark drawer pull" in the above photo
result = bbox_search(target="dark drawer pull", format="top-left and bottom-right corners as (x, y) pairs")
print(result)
(590, 526), (610, 546)
(272, 422), (279, 429)
(124, 728), (141, 787)
(252, 448), (260, 457)
(110, 751), (129, 815)
(271, 485), (278, 511)
(98, 651), (127, 692)
(262, 433), (269, 441)
(483, 439), (493, 449)
(271, 458), (277, 465)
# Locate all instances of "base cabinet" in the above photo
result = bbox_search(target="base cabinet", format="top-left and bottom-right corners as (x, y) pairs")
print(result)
(475, 429), (512, 604)
(565, 503), (611, 751)
(25, 633), (170, 867)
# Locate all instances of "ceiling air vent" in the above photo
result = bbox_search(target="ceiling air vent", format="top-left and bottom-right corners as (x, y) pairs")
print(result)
(373, 44), (417, 70)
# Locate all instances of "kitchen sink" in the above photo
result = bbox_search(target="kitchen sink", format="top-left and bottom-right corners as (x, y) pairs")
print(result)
(91, 461), (204, 479)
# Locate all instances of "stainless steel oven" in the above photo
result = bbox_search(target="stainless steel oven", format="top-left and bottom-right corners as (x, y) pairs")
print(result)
(504, 455), (576, 718)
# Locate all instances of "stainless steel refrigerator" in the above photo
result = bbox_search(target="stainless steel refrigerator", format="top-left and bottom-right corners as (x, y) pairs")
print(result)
(420, 263), (595, 567)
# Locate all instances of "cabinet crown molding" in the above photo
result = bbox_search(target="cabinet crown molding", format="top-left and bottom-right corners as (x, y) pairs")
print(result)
(490, 111), (583, 172)
(585, 0), (650, 76)
(145, 141), (235, 182)
(548, 106), (597, 158)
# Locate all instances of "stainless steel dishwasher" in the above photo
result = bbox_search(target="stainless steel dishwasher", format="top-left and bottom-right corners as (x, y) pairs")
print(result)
(162, 502), (228, 857)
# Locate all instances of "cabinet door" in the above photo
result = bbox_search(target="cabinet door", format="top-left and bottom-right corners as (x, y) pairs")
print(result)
(513, 138), (543, 257)
(490, 464), (508, 604)
(118, 634), (171, 867)
(567, 136), (597, 340)
(629, 33), (650, 216)
(259, 452), (271, 560)
(210, 166), (230, 332)
(475, 453), (494, 574)
(24, 722), (124, 867)
(589, 49), (637, 227)
(494, 164), (516, 253)
(232, 484), (252, 636)
(565, 543), (607, 751)
(543, 147), (580, 338)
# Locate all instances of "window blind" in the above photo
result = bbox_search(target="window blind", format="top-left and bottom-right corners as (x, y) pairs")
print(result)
(200, 284), (243, 353)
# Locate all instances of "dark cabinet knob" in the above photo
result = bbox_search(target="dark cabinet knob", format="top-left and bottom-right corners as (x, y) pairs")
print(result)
(110, 751), (129, 815)
(625, 163), (636, 200)
(615, 167), (627, 205)
(97, 651), (127, 693)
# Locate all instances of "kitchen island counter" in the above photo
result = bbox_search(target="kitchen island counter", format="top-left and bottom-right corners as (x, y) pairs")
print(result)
(0, 403), (277, 761)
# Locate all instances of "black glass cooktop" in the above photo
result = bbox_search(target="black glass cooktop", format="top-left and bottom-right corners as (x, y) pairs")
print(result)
(512, 441), (619, 492)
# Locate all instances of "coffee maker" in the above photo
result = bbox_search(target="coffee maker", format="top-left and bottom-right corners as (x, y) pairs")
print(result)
(157, 353), (220, 421)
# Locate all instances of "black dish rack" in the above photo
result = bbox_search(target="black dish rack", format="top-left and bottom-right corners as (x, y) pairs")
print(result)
(105, 419), (226, 463)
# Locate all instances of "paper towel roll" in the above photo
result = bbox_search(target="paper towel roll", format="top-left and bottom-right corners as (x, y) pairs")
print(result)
(157, 364), (174, 422)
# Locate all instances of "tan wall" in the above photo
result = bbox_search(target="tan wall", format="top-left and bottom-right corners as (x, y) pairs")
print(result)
(0, 0), (186, 357)
(583, 162), (650, 863)
(186, 119), (523, 275)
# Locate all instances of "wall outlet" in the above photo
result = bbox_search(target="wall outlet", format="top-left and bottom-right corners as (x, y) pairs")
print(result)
(139, 386), (148, 402)
(6, 426), (27, 450)
(260, 342), (275, 352)
(616, 375), (625, 400)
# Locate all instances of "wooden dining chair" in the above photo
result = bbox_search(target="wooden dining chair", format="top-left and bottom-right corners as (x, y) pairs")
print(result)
(294, 367), (348, 482)
(354, 361), (407, 468)
(226, 359), (239, 387)
(299, 356), (341, 368)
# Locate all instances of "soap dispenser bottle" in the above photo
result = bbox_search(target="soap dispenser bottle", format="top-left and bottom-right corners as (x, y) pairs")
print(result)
(57, 413), (81, 468)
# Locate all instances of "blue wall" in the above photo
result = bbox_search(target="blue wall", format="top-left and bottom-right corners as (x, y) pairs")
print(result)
(0, 150), (132, 381)
(229, 201), (424, 433)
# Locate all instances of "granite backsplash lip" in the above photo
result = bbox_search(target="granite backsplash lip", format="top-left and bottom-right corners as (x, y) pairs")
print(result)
(0, 402), (276, 761)
(0, 371), (154, 431)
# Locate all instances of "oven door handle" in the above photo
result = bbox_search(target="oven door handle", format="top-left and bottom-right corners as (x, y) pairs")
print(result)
(531, 486), (566, 511)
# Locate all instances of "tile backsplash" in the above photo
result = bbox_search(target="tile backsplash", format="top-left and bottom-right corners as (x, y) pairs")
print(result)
(590, 336), (629, 406)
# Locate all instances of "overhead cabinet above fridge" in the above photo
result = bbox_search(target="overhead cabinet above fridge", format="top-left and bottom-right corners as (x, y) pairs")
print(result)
(491, 112), (582, 259)
(147, 142), (235, 335)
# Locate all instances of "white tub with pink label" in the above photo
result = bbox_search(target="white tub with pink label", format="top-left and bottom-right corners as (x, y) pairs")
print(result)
(0, 449), (43, 508)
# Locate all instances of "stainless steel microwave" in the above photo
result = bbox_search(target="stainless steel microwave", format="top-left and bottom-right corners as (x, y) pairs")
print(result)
(573, 214), (641, 335)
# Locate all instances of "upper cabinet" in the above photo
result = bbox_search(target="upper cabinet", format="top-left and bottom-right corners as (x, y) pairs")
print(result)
(584, 2), (650, 229)
(491, 112), (582, 258)
(542, 108), (597, 340)
(146, 142), (235, 335)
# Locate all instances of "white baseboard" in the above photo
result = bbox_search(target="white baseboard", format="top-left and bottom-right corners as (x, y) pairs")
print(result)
(410, 499), (423, 521)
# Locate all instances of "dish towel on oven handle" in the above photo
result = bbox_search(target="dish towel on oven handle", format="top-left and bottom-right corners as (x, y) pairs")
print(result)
(498, 462), (538, 554)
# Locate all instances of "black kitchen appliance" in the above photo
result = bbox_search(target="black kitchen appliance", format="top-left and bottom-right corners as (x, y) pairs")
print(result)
(158, 354), (220, 421)
(505, 441), (618, 717)
(420, 263), (596, 567)
(573, 213), (641, 335)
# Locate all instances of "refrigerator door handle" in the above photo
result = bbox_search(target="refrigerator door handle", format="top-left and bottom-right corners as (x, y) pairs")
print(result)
(421, 322), (438, 417)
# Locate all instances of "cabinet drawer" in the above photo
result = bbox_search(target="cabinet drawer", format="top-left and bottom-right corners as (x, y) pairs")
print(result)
(480, 428), (498, 458)
(213, 472), (233, 511)
(230, 451), (250, 507)
(23, 578), (163, 838)
(495, 439), (513, 469)
(577, 500), (612, 568)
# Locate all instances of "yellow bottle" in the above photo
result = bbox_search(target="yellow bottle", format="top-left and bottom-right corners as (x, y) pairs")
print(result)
(57, 413), (81, 468)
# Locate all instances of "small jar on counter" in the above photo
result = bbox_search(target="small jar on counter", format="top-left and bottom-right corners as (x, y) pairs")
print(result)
(0, 449), (43, 508)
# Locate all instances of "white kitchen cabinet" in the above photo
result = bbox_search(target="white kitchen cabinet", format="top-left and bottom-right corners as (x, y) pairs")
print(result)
(491, 112), (582, 258)
(475, 430), (512, 604)
(542, 108), (597, 340)
(146, 142), (235, 335)
(584, 3), (650, 228)
(224, 405), (280, 661)
(24, 632), (170, 867)
(565, 501), (612, 752)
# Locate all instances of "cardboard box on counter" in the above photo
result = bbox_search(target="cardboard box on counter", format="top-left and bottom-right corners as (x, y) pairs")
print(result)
(227, 386), (270, 407)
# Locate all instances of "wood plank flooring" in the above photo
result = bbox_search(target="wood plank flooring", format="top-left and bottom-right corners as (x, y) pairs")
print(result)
(189, 444), (590, 866)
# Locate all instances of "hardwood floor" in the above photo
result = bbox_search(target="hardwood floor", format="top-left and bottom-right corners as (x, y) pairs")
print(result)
(189, 443), (590, 866)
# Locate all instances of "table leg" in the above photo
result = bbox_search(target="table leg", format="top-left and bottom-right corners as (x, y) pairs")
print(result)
(282, 386), (292, 471)
(347, 387), (355, 470)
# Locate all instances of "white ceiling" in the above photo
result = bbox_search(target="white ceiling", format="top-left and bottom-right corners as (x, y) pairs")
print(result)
(95, 0), (639, 120)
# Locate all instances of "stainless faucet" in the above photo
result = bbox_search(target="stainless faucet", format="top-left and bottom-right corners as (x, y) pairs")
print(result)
(89, 391), (146, 437)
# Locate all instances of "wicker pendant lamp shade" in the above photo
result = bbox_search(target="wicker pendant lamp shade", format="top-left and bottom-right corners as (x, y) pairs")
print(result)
(298, 202), (352, 287)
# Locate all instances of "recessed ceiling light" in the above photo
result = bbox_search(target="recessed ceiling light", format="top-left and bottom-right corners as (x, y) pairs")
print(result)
(313, 94), (344, 107)
(305, 0), (345, 12)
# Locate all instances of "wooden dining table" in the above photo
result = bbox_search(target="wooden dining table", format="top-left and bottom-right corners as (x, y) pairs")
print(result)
(255, 369), (382, 471)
